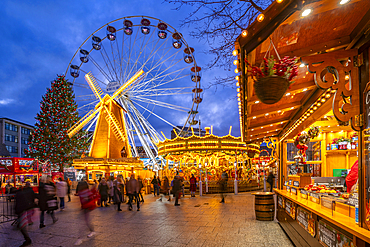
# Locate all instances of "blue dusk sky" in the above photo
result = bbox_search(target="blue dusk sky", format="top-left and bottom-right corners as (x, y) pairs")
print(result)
(0, 0), (240, 138)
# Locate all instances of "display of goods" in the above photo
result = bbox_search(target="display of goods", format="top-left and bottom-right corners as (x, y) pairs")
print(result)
(308, 126), (319, 139)
(303, 184), (339, 194)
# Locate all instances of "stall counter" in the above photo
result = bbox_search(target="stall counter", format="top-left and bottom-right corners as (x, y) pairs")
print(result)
(274, 189), (370, 244)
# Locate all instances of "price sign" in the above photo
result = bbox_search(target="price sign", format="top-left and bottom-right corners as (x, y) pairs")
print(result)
(293, 181), (299, 187)
(300, 189), (309, 199)
(321, 197), (334, 210)
(286, 185), (290, 192)
(310, 192), (321, 204)
(296, 207), (315, 237)
(291, 187), (298, 195)
(289, 180), (292, 185)
(318, 220), (353, 247)
(284, 181), (288, 186)
(285, 200), (296, 219)
(278, 195), (285, 208)
(347, 194), (358, 207)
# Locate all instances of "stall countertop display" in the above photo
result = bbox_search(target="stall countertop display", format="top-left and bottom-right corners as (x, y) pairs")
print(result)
(274, 189), (370, 243)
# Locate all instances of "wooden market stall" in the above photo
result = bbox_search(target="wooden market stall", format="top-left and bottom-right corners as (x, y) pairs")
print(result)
(0, 157), (40, 193)
(157, 126), (261, 194)
(235, 0), (370, 246)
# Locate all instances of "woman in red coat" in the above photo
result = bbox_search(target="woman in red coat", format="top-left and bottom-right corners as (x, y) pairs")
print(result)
(189, 174), (197, 197)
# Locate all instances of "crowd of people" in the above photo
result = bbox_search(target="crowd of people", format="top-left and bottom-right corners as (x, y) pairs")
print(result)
(11, 171), (234, 246)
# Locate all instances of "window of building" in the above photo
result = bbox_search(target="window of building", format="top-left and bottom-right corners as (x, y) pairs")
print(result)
(21, 127), (31, 135)
(5, 122), (18, 132)
(21, 137), (28, 145)
(5, 134), (18, 143)
(6, 146), (18, 153)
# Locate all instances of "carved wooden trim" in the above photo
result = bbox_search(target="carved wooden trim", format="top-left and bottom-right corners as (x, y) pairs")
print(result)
(301, 49), (360, 131)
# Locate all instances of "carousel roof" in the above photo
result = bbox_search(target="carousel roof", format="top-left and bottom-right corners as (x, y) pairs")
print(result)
(157, 127), (260, 163)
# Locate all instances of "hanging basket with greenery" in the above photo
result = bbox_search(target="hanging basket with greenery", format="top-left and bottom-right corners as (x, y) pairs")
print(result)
(245, 40), (298, 104)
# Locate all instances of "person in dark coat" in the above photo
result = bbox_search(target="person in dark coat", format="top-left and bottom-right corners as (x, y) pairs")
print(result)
(15, 182), (35, 247)
(38, 177), (58, 228)
(172, 176), (182, 206)
(189, 174), (197, 197)
(219, 171), (228, 203)
(98, 179), (109, 207)
(151, 176), (159, 196)
(267, 172), (275, 192)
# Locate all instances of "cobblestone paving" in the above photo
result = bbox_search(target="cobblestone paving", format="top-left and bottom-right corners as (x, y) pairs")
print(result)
(0, 192), (293, 247)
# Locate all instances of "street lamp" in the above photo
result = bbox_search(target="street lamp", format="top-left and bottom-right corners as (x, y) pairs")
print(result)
(198, 163), (203, 196)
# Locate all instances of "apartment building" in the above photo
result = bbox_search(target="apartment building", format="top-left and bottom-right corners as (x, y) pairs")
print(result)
(0, 118), (34, 158)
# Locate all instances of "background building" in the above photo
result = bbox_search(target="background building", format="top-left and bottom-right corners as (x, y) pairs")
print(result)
(0, 118), (34, 158)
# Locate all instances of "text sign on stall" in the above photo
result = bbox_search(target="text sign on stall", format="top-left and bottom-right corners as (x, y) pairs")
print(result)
(318, 220), (353, 247)
(293, 181), (299, 187)
(300, 189), (309, 199)
(278, 195), (285, 208)
(310, 192), (321, 204)
(286, 185), (291, 192)
(291, 187), (298, 195)
(285, 199), (296, 219)
(296, 207), (315, 237)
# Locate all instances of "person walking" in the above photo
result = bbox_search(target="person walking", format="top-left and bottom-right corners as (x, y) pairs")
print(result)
(189, 174), (197, 197)
(107, 177), (114, 203)
(117, 177), (125, 203)
(38, 177), (58, 228)
(151, 176), (159, 196)
(15, 182), (36, 247)
(220, 170), (228, 203)
(66, 178), (72, 202)
(267, 172), (275, 192)
(56, 178), (68, 211)
(172, 176), (181, 206)
(113, 180), (122, 211)
(137, 176), (144, 202)
(74, 178), (99, 245)
(98, 179), (109, 207)
(127, 174), (140, 211)
(163, 176), (171, 201)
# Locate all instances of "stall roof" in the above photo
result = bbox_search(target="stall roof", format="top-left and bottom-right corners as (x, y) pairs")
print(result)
(235, 0), (370, 142)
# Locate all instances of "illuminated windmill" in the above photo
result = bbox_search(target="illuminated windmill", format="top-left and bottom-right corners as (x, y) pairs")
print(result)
(68, 70), (144, 160)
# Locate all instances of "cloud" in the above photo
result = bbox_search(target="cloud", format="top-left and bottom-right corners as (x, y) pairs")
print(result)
(0, 99), (14, 105)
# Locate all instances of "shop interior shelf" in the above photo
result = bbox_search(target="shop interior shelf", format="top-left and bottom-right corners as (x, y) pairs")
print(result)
(325, 149), (358, 155)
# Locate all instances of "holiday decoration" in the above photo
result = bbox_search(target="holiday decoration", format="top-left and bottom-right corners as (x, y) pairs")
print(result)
(25, 75), (90, 172)
(307, 126), (320, 139)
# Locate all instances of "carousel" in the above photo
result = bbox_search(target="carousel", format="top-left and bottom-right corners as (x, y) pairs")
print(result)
(157, 126), (261, 194)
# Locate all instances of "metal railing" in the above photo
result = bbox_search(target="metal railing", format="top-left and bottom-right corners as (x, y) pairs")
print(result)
(0, 194), (16, 224)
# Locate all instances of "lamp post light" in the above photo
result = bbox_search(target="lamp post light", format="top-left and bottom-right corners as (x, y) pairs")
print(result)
(199, 163), (203, 196)
(205, 162), (208, 193)
(234, 161), (238, 195)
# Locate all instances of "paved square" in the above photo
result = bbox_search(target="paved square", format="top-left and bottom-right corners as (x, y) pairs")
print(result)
(0, 192), (293, 247)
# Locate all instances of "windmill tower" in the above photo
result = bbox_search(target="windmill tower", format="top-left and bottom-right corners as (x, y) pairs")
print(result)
(68, 70), (145, 179)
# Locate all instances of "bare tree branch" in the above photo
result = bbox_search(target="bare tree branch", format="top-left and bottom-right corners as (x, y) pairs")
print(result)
(163, 0), (272, 90)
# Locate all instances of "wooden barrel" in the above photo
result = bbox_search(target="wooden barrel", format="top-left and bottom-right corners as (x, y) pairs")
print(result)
(253, 192), (275, 221)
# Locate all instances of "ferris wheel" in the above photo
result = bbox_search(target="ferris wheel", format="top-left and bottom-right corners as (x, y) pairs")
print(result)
(65, 16), (203, 169)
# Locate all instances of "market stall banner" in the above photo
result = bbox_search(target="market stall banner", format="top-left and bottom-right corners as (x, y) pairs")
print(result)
(296, 207), (315, 237)
(318, 220), (353, 247)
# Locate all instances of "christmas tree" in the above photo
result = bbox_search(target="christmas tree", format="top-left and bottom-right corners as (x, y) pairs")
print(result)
(26, 75), (90, 172)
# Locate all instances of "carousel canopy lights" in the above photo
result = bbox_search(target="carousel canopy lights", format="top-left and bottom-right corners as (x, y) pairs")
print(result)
(232, 50), (239, 56)
(235, 76), (240, 81)
(233, 60), (239, 65)
(242, 30), (248, 37)
(236, 82), (240, 86)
